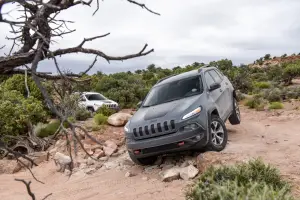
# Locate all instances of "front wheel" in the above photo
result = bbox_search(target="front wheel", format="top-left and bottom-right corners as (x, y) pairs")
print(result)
(229, 97), (241, 125)
(207, 115), (228, 151)
(128, 151), (157, 166)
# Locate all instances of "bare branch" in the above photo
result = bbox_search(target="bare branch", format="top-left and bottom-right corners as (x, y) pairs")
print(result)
(77, 33), (110, 48)
(15, 179), (36, 200)
(127, 0), (160, 15)
(81, 55), (97, 75)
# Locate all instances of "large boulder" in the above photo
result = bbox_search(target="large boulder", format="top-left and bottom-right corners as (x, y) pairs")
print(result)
(103, 140), (118, 156)
(160, 167), (180, 182)
(107, 113), (132, 126)
(179, 165), (199, 180)
(54, 152), (72, 172)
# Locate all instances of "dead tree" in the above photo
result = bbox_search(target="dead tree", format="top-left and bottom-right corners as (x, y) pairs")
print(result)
(0, 0), (159, 180)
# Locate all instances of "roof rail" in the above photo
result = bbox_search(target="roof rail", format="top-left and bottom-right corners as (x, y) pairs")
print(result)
(198, 64), (210, 73)
(156, 74), (176, 84)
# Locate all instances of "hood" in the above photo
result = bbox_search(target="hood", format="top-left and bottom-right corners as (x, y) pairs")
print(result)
(130, 94), (202, 125)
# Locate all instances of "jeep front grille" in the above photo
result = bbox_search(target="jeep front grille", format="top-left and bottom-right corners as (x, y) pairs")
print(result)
(133, 120), (176, 139)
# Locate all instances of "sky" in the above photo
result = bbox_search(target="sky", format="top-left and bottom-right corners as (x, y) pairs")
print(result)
(1, 0), (300, 74)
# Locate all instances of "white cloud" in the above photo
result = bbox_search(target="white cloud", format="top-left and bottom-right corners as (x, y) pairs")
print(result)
(1, 0), (300, 73)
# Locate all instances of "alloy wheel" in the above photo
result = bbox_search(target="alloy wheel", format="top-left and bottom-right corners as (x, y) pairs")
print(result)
(211, 121), (225, 146)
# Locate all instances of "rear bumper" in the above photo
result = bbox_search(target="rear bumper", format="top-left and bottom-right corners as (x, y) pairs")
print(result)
(126, 126), (208, 158)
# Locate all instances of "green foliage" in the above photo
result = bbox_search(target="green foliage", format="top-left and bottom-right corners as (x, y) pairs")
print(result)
(2, 74), (43, 100)
(254, 81), (271, 89)
(0, 87), (47, 138)
(269, 102), (284, 110)
(186, 158), (293, 200)
(96, 106), (117, 117)
(75, 107), (91, 121)
(36, 120), (60, 138)
(244, 95), (265, 110)
(94, 114), (108, 125)
(264, 54), (271, 60)
(283, 62), (300, 84)
(263, 88), (282, 102)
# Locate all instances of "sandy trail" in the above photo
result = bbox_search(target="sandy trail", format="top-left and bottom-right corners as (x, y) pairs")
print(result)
(1, 106), (300, 200)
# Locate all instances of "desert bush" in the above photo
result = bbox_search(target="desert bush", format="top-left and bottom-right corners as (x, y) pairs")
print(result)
(236, 90), (246, 101)
(269, 102), (284, 110)
(186, 159), (293, 200)
(75, 107), (91, 121)
(36, 120), (60, 138)
(263, 88), (282, 102)
(94, 114), (108, 125)
(96, 106), (117, 117)
(244, 95), (265, 110)
(254, 81), (271, 89)
(0, 88), (48, 138)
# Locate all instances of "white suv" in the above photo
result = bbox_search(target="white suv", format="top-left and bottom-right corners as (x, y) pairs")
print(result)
(77, 92), (119, 112)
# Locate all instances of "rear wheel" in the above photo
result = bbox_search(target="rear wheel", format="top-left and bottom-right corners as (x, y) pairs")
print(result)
(207, 115), (228, 151)
(229, 97), (241, 125)
(128, 151), (157, 166)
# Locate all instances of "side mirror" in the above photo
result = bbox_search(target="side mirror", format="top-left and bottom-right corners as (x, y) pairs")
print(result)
(209, 83), (221, 91)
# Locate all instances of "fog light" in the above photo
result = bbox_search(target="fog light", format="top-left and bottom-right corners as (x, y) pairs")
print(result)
(183, 123), (199, 131)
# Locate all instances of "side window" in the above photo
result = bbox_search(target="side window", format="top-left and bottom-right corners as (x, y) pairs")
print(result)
(208, 70), (222, 84)
(204, 72), (216, 87)
(215, 69), (224, 79)
(79, 95), (86, 101)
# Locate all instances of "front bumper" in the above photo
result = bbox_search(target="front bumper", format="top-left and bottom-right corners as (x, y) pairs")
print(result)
(126, 125), (208, 158)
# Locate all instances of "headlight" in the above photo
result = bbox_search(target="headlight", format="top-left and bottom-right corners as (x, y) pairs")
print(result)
(182, 107), (201, 120)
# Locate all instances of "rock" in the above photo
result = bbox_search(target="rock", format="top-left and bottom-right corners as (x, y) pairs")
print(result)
(107, 113), (132, 126)
(180, 161), (189, 168)
(103, 161), (119, 170)
(122, 159), (135, 167)
(87, 157), (95, 166)
(91, 145), (103, 151)
(142, 176), (149, 181)
(161, 164), (175, 170)
(129, 165), (144, 175)
(160, 168), (180, 182)
(54, 152), (71, 172)
(94, 149), (105, 159)
(64, 169), (71, 176)
(103, 140), (118, 156)
(179, 165), (199, 180)
(144, 165), (159, 173)
(99, 156), (108, 161)
(49, 147), (58, 155)
(84, 168), (96, 175)
(0, 160), (21, 174)
(29, 151), (49, 165)
(125, 171), (135, 177)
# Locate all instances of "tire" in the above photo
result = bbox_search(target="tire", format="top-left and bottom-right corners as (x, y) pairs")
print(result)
(228, 97), (241, 125)
(87, 107), (95, 113)
(128, 151), (157, 166)
(206, 115), (228, 151)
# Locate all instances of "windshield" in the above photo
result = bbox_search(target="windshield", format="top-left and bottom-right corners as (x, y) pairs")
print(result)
(143, 76), (203, 107)
(85, 93), (107, 101)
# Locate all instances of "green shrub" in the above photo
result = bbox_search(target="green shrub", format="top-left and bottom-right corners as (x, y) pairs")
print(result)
(186, 159), (293, 200)
(37, 120), (60, 138)
(244, 95), (264, 109)
(96, 106), (117, 117)
(94, 114), (108, 125)
(0, 88), (48, 138)
(75, 107), (91, 121)
(254, 81), (271, 89)
(236, 90), (246, 101)
(269, 102), (284, 110)
(264, 88), (282, 102)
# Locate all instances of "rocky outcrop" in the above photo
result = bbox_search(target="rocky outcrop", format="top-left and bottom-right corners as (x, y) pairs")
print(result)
(107, 113), (132, 126)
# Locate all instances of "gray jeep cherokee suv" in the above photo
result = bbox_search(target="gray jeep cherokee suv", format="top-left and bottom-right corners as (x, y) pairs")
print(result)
(124, 66), (241, 165)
